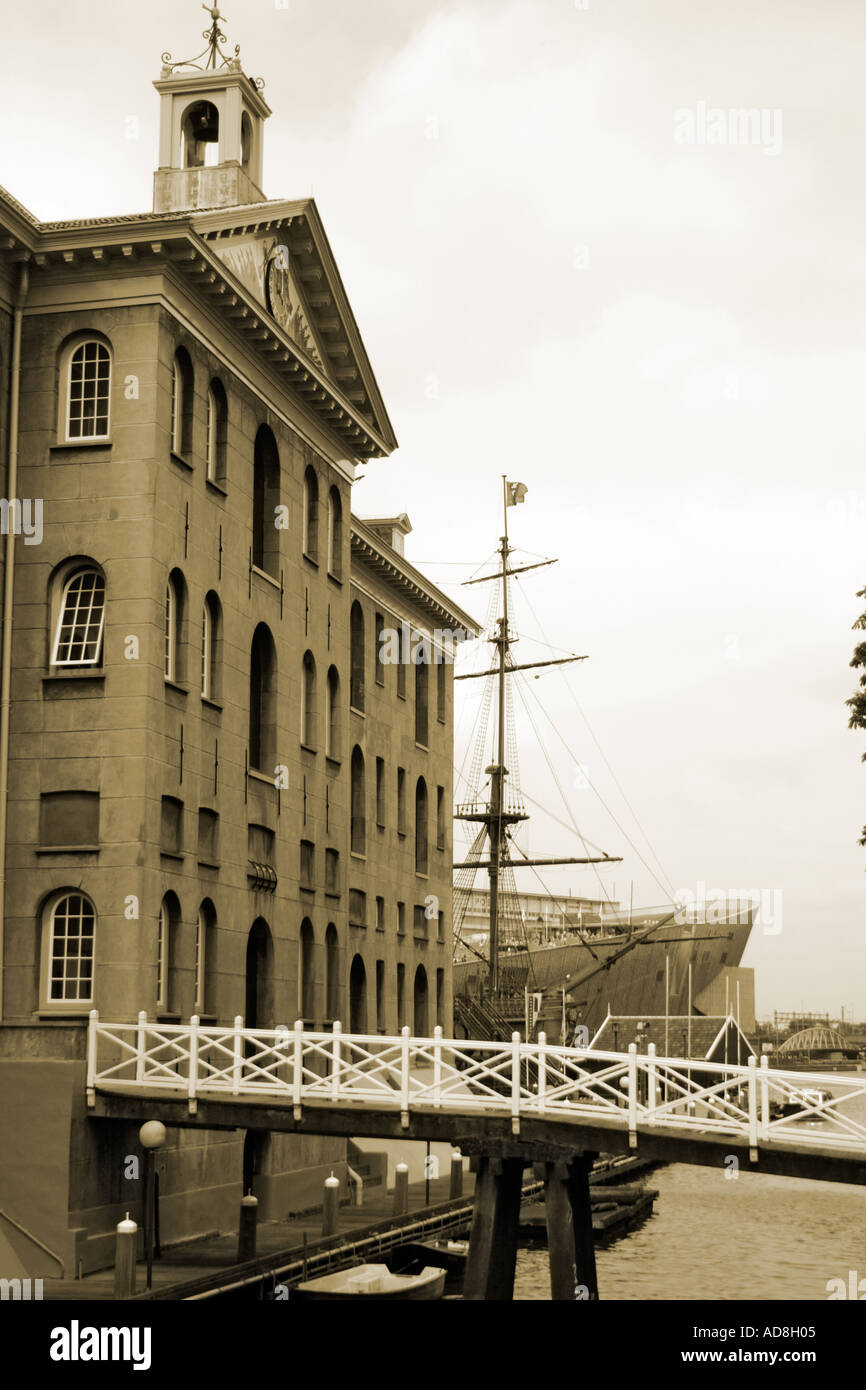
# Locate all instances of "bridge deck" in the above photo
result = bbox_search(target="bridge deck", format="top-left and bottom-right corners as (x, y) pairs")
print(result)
(86, 1015), (866, 1187)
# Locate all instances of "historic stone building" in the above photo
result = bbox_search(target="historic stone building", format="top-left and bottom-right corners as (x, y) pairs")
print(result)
(0, 18), (475, 1276)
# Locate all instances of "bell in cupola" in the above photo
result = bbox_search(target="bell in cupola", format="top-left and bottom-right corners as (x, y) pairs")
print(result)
(182, 100), (220, 168)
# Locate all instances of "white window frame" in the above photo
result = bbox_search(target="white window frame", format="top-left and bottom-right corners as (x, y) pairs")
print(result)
(171, 359), (183, 455)
(194, 909), (206, 1013)
(51, 568), (106, 668)
(65, 339), (111, 443)
(165, 578), (178, 682)
(41, 892), (96, 1011)
(205, 386), (216, 481)
(157, 901), (170, 1011)
(201, 600), (213, 698)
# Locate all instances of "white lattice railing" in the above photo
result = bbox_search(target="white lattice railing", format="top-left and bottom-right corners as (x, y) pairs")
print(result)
(85, 1012), (866, 1157)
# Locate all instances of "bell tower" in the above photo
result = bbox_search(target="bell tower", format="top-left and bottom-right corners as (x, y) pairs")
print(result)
(153, 5), (272, 214)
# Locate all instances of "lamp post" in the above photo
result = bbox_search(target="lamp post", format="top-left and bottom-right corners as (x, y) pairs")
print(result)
(139, 1121), (166, 1291)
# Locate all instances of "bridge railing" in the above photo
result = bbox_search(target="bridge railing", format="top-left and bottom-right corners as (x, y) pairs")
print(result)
(86, 1012), (866, 1155)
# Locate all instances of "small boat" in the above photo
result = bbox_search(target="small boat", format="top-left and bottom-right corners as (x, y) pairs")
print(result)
(385, 1239), (469, 1289)
(771, 1087), (833, 1121)
(292, 1262), (446, 1301)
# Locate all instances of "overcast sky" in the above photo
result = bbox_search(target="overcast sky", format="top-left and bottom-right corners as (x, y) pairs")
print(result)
(4, 0), (865, 1017)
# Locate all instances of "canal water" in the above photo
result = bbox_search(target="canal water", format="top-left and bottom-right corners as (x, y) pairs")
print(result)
(514, 1085), (866, 1300)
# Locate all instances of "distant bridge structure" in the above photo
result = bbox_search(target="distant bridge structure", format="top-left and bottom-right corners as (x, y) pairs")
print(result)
(778, 1027), (854, 1055)
(86, 1013), (866, 1300)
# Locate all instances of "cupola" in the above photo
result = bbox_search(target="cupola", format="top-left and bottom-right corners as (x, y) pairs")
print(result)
(153, 5), (271, 213)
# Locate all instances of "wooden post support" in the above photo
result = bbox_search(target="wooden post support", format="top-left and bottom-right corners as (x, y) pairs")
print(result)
(237, 1192), (258, 1262)
(450, 1150), (464, 1199)
(113, 1214), (137, 1300)
(322, 1173), (340, 1237)
(393, 1161), (409, 1215)
(463, 1154), (525, 1300)
(544, 1162), (578, 1301)
(566, 1154), (599, 1301)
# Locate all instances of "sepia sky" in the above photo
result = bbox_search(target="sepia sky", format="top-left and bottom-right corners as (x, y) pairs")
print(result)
(3, 0), (864, 1016)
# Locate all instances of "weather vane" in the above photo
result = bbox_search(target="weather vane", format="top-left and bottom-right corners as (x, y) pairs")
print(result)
(161, 2), (261, 81)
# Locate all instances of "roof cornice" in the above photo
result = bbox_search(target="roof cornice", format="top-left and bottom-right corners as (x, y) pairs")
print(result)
(0, 208), (391, 459)
(351, 517), (480, 635)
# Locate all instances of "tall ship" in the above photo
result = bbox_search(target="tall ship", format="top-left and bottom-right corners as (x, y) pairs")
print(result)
(450, 482), (754, 1044)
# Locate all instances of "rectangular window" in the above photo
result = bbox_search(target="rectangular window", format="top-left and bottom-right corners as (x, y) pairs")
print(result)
(376, 757), (386, 827)
(436, 785), (446, 851)
(397, 962), (406, 1029)
(436, 968), (445, 1027)
(160, 797), (183, 856)
(397, 901), (406, 936)
(376, 895), (385, 931)
(414, 904), (428, 939)
(376, 959), (385, 1032)
(300, 839), (315, 890)
(325, 847), (339, 896)
(248, 823), (275, 865)
(438, 910), (446, 944)
(40, 791), (99, 848)
(397, 767), (406, 836)
(197, 808), (219, 865)
(349, 888), (367, 927)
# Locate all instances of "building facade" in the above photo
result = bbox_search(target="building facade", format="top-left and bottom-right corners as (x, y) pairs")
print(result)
(0, 22), (476, 1277)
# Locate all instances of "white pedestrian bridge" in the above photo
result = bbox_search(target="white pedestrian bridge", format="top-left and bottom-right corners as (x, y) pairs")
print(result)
(86, 1013), (866, 1183)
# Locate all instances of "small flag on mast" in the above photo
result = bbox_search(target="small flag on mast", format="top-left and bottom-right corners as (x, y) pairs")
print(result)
(506, 481), (528, 507)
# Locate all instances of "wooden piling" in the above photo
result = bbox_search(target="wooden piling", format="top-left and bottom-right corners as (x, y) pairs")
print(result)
(450, 1150), (464, 1199)
(322, 1173), (340, 1237)
(566, 1154), (599, 1300)
(237, 1192), (258, 1262)
(463, 1155), (525, 1300)
(393, 1161), (409, 1215)
(544, 1162), (578, 1301)
(113, 1214), (137, 1300)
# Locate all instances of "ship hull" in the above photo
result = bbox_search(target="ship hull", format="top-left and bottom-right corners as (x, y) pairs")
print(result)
(453, 915), (754, 1040)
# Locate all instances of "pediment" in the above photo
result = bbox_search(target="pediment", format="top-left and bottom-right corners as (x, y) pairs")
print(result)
(194, 200), (395, 449)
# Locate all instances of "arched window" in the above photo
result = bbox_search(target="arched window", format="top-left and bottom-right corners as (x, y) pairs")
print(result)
(325, 924), (340, 1022)
(326, 666), (340, 760)
(252, 425), (280, 577)
(205, 378), (227, 485)
(201, 591), (221, 700)
(301, 651), (317, 749)
(43, 892), (96, 1006)
(157, 893), (180, 1013)
(241, 111), (253, 172)
(304, 465), (319, 561)
(249, 624), (277, 772)
(171, 348), (194, 459)
(182, 99), (220, 168)
(299, 919), (316, 1022)
(164, 569), (186, 683)
(415, 776), (428, 875)
(413, 964), (429, 1036)
(195, 899), (216, 1014)
(350, 601), (365, 712)
(51, 565), (106, 668)
(328, 487), (342, 577)
(349, 954), (367, 1033)
(350, 746), (366, 855)
(66, 339), (111, 441)
(415, 653), (429, 746)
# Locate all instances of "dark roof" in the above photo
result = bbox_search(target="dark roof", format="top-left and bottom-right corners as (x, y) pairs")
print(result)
(590, 1014), (754, 1059)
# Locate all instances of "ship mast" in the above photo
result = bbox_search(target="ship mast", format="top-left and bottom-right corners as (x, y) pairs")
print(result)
(455, 479), (621, 1001)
